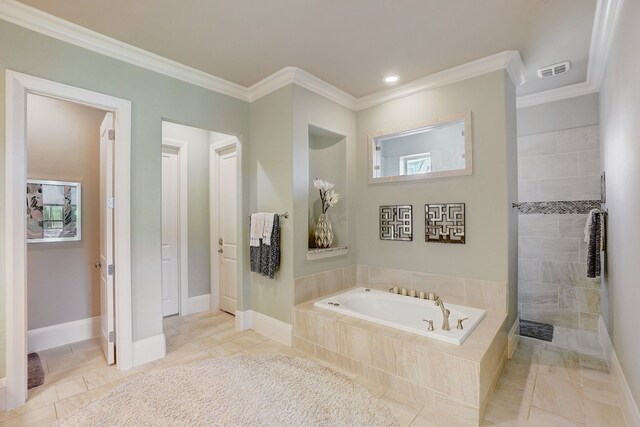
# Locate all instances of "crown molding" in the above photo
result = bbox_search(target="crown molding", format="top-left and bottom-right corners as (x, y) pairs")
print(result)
(515, 0), (624, 109)
(1, 0), (539, 112)
(516, 81), (599, 109)
(587, 0), (625, 88)
(354, 51), (525, 111)
(0, 0), (249, 101)
(247, 67), (356, 109)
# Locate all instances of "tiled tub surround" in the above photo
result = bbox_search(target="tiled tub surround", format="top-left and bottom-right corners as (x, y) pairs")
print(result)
(517, 124), (602, 334)
(293, 265), (510, 426)
(293, 299), (507, 426)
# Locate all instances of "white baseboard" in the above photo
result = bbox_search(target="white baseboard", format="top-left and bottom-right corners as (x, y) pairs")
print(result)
(251, 311), (292, 347)
(27, 316), (100, 353)
(183, 294), (211, 316)
(599, 316), (640, 427)
(234, 310), (292, 346)
(508, 318), (520, 359)
(0, 377), (5, 411)
(132, 333), (166, 367)
(235, 309), (252, 331)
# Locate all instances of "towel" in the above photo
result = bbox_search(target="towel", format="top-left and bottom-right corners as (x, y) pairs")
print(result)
(262, 213), (275, 246)
(250, 213), (266, 247)
(584, 209), (604, 278)
(249, 213), (280, 278)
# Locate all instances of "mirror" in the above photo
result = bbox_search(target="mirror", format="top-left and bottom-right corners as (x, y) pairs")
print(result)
(368, 112), (472, 183)
(26, 180), (82, 243)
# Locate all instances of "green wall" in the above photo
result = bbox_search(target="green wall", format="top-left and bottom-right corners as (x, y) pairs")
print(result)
(355, 71), (517, 284)
(0, 20), (250, 377)
(248, 86), (294, 322)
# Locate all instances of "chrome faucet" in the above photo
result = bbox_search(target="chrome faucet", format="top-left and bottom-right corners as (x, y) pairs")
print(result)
(434, 297), (451, 331)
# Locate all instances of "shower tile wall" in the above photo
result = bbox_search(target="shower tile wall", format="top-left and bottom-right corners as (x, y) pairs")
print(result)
(517, 125), (601, 331)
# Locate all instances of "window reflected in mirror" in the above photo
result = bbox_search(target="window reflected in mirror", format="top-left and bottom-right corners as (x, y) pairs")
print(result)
(369, 112), (472, 183)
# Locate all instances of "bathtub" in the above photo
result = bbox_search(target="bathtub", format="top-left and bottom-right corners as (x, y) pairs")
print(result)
(314, 287), (486, 345)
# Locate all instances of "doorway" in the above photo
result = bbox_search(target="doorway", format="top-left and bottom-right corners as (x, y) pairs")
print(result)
(5, 71), (133, 410)
(211, 138), (239, 314)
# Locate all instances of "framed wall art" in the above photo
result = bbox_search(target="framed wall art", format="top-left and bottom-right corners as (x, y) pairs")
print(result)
(27, 180), (81, 243)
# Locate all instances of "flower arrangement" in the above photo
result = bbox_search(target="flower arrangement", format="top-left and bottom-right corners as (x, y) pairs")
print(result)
(313, 178), (340, 213)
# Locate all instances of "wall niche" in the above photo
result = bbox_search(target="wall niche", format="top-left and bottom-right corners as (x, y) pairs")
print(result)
(308, 124), (348, 256)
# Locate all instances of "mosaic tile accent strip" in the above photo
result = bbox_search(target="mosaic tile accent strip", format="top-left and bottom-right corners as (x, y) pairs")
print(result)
(512, 200), (601, 215)
(425, 203), (465, 244)
(379, 205), (413, 241)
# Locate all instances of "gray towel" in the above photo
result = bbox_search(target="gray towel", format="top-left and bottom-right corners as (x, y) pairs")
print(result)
(585, 209), (603, 278)
(249, 214), (280, 279)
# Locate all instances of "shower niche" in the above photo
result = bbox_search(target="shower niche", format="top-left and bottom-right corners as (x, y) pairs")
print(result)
(307, 124), (348, 260)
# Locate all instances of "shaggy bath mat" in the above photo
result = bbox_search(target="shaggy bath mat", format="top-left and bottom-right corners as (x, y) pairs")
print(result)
(55, 354), (397, 427)
(520, 319), (554, 342)
(28, 352), (44, 389)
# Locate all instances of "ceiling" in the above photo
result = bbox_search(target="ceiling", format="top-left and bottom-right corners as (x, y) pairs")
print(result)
(16, 0), (597, 98)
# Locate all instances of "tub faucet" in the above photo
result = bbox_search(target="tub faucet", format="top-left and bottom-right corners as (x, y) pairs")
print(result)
(434, 297), (451, 331)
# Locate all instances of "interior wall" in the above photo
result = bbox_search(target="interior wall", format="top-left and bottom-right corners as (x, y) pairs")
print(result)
(26, 94), (106, 330)
(248, 85), (294, 323)
(355, 71), (515, 285)
(517, 93), (599, 136)
(599, 0), (640, 407)
(293, 85), (357, 278)
(0, 20), (250, 377)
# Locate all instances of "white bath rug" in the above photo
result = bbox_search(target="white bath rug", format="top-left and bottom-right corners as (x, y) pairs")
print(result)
(55, 354), (397, 427)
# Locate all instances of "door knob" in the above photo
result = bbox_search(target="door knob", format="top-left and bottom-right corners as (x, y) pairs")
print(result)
(218, 248), (223, 253)
(94, 262), (102, 268)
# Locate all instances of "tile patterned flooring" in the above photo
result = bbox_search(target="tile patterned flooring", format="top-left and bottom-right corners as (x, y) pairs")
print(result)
(0, 311), (627, 426)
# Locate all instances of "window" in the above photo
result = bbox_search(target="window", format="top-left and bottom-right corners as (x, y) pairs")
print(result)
(400, 152), (432, 175)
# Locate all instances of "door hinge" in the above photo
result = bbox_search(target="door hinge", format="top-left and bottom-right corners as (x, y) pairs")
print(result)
(108, 129), (115, 141)
(107, 197), (115, 209)
(108, 330), (116, 342)
(108, 264), (115, 275)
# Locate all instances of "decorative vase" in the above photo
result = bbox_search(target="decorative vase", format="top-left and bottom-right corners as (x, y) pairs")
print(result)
(314, 213), (334, 248)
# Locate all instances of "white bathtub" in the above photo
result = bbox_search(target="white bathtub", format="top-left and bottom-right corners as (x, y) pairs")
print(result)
(314, 287), (486, 345)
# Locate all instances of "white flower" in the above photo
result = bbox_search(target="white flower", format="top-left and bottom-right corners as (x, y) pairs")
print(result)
(326, 190), (341, 206)
(313, 178), (326, 190)
(323, 181), (335, 191)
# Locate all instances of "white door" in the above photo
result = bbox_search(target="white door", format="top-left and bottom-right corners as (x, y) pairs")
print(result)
(99, 113), (115, 365)
(161, 148), (180, 316)
(217, 146), (238, 314)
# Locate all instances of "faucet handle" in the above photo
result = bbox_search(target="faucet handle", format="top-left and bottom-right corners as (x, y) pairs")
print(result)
(422, 319), (435, 331)
(456, 318), (469, 330)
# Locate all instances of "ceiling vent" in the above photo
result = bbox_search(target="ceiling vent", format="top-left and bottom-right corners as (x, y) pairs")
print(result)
(537, 61), (571, 78)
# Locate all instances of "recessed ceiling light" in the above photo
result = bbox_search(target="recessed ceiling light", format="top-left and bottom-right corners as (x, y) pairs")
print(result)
(383, 74), (400, 84)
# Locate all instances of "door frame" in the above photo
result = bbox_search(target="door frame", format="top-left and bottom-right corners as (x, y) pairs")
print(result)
(209, 136), (239, 313)
(5, 71), (133, 409)
(161, 139), (189, 316)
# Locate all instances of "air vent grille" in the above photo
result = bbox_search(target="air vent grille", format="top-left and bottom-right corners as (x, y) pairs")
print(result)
(537, 61), (571, 78)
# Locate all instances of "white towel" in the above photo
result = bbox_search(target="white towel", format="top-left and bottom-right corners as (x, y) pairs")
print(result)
(250, 213), (266, 247)
(262, 213), (276, 246)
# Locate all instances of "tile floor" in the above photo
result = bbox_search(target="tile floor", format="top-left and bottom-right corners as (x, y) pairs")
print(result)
(0, 311), (627, 427)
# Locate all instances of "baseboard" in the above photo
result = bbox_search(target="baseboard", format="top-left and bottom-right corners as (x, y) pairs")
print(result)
(235, 309), (252, 331)
(132, 333), (166, 367)
(508, 318), (520, 359)
(183, 294), (211, 316)
(0, 377), (5, 411)
(251, 311), (292, 347)
(599, 316), (640, 427)
(234, 310), (292, 346)
(27, 316), (100, 353)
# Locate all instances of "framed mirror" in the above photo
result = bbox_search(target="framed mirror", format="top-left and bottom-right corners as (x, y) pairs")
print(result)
(368, 112), (472, 184)
(26, 180), (82, 243)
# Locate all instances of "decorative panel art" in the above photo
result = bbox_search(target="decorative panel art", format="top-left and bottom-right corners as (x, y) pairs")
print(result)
(425, 203), (465, 244)
(379, 205), (413, 241)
